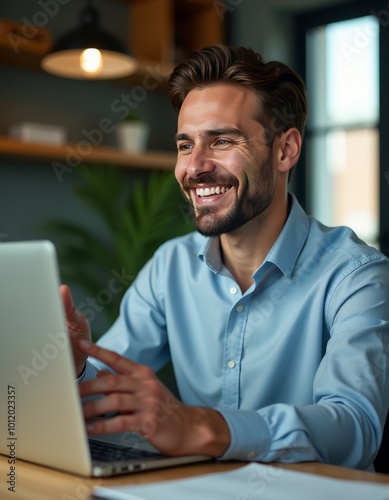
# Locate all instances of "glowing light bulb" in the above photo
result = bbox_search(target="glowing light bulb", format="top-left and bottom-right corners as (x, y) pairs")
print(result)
(80, 48), (103, 75)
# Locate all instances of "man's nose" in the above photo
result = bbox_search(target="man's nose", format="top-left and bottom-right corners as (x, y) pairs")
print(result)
(186, 145), (215, 178)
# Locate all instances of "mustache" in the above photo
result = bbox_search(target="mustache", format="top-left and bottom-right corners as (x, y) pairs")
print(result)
(182, 175), (237, 189)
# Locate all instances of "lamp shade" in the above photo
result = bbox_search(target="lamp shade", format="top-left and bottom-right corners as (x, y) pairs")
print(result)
(41, 5), (137, 79)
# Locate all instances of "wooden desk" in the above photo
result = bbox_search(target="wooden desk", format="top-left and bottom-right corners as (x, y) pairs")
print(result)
(0, 454), (388, 500)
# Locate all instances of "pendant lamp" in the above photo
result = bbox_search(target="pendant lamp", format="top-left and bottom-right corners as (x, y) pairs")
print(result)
(41, 1), (137, 80)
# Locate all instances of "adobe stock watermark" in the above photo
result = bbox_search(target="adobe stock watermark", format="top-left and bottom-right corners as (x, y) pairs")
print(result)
(7, 0), (71, 54)
(17, 330), (69, 386)
(213, 0), (243, 21)
(247, 238), (342, 331)
(52, 64), (167, 183)
(16, 267), (133, 385)
(235, 439), (306, 499)
(340, 5), (389, 63)
(262, 107), (298, 146)
(235, 464), (283, 499)
(60, 477), (102, 500)
(339, 20), (379, 63)
(117, 397), (181, 443)
(83, 397), (180, 469)
(348, 345), (389, 392)
(77, 267), (134, 324)
(176, 106), (297, 227)
(178, 200), (194, 227)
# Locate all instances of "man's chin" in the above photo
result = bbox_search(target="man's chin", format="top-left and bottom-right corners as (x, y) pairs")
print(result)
(193, 215), (220, 237)
(193, 215), (230, 237)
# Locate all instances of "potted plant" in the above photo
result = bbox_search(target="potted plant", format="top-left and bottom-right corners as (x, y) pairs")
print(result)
(39, 166), (193, 335)
(115, 112), (149, 152)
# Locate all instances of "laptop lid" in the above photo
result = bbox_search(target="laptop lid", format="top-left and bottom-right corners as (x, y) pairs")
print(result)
(0, 240), (211, 477)
(0, 240), (94, 476)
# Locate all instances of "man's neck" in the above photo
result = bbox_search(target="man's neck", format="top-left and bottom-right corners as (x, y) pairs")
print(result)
(220, 196), (290, 293)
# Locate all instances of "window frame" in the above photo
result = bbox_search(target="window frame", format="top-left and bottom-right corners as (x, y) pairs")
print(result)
(295, 0), (389, 256)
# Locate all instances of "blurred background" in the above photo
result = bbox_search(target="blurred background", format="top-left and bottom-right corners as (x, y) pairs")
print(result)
(1, 0), (388, 337)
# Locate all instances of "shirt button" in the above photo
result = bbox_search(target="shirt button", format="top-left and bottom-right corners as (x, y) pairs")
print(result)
(230, 287), (238, 295)
(236, 305), (244, 312)
(227, 360), (236, 369)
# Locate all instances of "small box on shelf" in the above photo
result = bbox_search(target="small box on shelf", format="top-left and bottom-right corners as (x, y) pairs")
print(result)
(9, 122), (67, 146)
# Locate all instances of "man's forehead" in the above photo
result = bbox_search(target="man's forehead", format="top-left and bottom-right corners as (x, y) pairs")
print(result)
(177, 84), (260, 133)
(181, 83), (257, 107)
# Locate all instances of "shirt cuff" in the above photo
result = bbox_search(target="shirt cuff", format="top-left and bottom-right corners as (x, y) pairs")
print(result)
(215, 407), (271, 461)
(82, 359), (101, 382)
(75, 359), (100, 383)
(75, 365), (86, 383)
(77, 360), (105, 403)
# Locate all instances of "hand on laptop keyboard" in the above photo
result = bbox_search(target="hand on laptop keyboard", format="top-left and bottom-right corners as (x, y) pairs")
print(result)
(78, 340), (230, 459)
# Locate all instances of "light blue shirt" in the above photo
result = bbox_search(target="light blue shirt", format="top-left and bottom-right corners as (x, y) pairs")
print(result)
(85, 194), (389, 470)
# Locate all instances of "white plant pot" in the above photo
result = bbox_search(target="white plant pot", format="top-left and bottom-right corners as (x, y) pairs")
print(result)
(116, 121), (149, 152)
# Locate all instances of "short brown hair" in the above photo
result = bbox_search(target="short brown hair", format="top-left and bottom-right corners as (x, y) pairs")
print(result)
(169, 44), (308, 144)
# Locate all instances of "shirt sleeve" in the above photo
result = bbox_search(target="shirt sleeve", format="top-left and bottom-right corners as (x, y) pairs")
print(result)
(91, 256), (171, 373)
(217, 255), (389, 470)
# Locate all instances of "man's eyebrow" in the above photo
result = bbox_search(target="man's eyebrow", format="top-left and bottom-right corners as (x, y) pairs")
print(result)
(175, 128), (244, 142)
(175, 133), (190, 142)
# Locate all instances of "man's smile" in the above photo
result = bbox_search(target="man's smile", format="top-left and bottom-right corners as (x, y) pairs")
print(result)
(189, 184), (234, 206)
(195, 185), (231, 197)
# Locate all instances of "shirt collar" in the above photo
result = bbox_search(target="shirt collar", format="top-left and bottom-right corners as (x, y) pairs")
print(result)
(197, 193), (310, 279)
(198, 236), (223, 274)
(263, 193), (310, 278)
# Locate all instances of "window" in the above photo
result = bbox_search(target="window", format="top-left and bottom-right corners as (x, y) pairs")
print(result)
(306, 15), (379, 246)
(296, 1), (389, 255)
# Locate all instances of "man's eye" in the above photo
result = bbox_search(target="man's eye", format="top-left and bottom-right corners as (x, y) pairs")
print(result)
(213, 139), (233, 147)
(177, 143), (193, 152)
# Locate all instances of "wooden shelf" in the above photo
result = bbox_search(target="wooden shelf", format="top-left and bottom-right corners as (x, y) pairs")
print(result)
(0, 1), (223, 170)
(0, 136), (177, 170)
(0, 0), (223, 86)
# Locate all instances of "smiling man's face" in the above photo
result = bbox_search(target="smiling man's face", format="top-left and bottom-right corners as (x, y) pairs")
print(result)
(174, 83), (277, 237)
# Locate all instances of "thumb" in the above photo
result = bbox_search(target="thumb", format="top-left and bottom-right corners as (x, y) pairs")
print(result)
(60, 284), (76, 318)
(59, 284), (90, 335)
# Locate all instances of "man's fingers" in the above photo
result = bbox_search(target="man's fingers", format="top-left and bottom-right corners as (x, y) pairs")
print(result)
(78, 340), (137, 375)
(79, 374), (138, 397)
(82, 393), (142, 418)
(85, 414), (139, 436)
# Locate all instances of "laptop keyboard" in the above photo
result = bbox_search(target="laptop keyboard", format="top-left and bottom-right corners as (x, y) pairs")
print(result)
(89, 438), (164, 463)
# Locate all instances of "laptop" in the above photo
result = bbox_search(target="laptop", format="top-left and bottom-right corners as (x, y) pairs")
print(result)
(0, 240), (211, 477)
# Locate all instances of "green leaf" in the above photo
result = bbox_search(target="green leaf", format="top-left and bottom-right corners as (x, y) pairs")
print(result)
(37, 165), (193, 336)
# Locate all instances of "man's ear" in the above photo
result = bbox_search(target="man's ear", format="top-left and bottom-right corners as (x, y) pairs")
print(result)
(276, 128), (302, 174)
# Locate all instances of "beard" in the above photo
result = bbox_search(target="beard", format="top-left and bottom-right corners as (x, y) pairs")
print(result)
(181, 151), (275, 237)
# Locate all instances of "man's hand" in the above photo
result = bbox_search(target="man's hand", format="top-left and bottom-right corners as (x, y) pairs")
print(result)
(60, 285), (91, 377)
(78, 340), (231, 458)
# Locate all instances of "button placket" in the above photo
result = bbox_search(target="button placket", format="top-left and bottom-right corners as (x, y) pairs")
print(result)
(222, 295), (249, 408)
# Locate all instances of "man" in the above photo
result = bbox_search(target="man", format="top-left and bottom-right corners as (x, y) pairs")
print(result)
(62, 45), (389, 470)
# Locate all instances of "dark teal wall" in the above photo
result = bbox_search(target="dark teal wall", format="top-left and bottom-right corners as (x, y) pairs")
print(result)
(0, 1), (178, 335)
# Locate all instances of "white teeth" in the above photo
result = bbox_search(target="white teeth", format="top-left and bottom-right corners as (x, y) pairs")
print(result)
(196, 186), (229, 197)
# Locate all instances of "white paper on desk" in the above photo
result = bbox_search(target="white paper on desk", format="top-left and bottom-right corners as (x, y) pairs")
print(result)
(93, 463), (389, 500)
